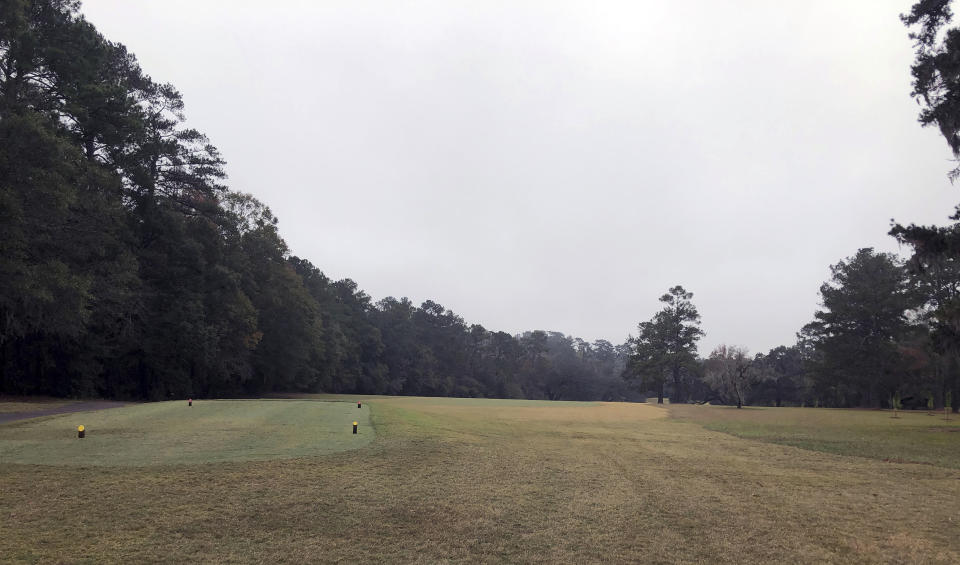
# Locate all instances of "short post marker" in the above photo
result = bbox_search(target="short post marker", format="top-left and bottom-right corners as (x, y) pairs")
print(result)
(77, 425), (85, 439)
(352, 421), (358, 434)
(357, 402), (361, 408)
(188, 398), (193, 407)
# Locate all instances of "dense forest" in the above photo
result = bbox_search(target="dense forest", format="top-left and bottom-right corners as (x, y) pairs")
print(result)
(0, 0), (636, 401)
(2, 0), (959, 409)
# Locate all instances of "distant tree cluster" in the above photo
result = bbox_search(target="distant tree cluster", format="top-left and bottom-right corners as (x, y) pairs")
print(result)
(624, 248), (956, 411)
(0, 1), (640, 401)
(621, 1), (960, 411)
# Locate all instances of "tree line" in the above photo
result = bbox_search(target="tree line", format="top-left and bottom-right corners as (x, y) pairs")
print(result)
(0, 0), (640, 401)
(4, 1), (960, 408)
(622, 1), (960, 411)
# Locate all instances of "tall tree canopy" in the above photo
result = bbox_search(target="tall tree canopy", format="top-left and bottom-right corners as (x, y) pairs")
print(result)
(888, 0), (960, 411)
(902, 0), (960, 180)
(801, 249), (918, 407)
(0, 0), (638, 402)
(625, 286), (704, 404)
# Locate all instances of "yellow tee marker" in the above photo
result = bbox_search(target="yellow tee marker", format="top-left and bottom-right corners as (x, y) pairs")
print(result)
(77, 425), (85, 439)
(352, 421), (358, 434)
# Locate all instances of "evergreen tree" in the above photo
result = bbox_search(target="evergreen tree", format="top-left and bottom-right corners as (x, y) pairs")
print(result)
(625, 286), (704, 403)
(801, 249), (918, 407)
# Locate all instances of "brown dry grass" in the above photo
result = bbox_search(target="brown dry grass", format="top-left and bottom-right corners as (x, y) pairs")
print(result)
(2, 396), (959, 564)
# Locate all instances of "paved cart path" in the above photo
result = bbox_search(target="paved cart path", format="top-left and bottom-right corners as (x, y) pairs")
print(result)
(0, 401), (129, 424)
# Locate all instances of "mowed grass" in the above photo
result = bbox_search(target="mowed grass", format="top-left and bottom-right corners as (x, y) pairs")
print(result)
(2, 396), (960, 564)
(668, 403), (960, 469)
(0, 399), (372, 466)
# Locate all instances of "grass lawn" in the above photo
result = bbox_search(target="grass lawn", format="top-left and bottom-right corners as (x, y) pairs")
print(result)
(668, 403), (960, 469)
(2, 396), (960, 563)
(0, 399), (372, 466)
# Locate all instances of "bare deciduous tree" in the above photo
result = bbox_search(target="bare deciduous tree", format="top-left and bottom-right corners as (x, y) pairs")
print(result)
(705, 344), (755, 409)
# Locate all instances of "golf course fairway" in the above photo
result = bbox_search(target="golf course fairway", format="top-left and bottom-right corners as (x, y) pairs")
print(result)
(2, 396), (960, 563)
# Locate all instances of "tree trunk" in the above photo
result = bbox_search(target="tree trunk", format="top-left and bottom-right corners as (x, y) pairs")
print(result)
(3, 58), (22, 110)
(657, 381), (664, 404)
(0, 336), (8, 393)
(672, 365), (683, 404)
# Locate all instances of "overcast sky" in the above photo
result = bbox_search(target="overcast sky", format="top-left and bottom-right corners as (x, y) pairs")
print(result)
(82, 0), (958, 354)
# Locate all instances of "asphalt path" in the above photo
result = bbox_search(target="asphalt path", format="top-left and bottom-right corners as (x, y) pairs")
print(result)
(0, 401), (128, 424)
